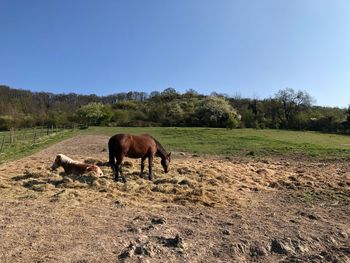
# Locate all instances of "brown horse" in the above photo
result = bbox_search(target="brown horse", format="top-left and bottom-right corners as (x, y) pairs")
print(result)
(108, 134), (171, 182)
(51, 154), (104, 176)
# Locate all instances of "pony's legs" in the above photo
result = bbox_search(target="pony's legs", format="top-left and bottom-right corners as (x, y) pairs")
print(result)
(117, 157), (126, 183)
(140, 157), (146, 177)
(109, 151), (120, 182)
(148, 156), (153, 180)
(113, 162), (119, 182)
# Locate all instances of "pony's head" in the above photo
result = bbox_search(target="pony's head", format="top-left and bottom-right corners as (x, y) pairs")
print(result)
(161, 152), (171, 173)
(51, 154), (73, 170)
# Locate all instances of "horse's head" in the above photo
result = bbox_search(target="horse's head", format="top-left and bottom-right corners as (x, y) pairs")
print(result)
(51, 154), (63, 170)
(161, 152), (171, 173)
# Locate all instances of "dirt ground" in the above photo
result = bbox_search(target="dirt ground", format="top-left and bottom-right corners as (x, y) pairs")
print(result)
(0, 135), (349, 263)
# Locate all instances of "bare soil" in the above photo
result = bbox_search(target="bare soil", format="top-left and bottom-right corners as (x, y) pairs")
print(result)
(0, 135), (349, 263)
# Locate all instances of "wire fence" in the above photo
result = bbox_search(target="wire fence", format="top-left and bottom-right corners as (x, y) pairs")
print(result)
(0, 125), (75, 153)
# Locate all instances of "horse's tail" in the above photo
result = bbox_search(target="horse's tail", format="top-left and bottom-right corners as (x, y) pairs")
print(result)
(108, 139), (116, 169)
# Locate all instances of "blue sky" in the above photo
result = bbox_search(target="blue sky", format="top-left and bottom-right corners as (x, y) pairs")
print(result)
(0, 0), (349, 107)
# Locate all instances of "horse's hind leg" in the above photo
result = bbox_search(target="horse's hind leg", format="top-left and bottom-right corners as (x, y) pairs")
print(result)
(109, 151), (120, 182)
(148, 156), (153, 180)
(117, 158), (126, 183)
(111, 161), (119, 182)
(140, 157), (146, 178)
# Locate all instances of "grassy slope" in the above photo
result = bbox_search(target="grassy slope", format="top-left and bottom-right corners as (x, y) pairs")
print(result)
(83, 127), (350, 159)
(1, 127), (349, 163)
(0, 130), (79, 164)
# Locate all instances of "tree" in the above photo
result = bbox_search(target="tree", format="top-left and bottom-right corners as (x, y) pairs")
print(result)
(75, 103), (113, 125)
(274, 88), (314, 128)
(160, 87), (179, 101)
(344, 105), (350, 132)
(193, 96), (240, 127)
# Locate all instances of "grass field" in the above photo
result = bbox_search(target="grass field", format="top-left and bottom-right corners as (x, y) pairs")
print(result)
(0, 129), (78, 164)
(1, 127), (350, 163)
(80, 127), (350, 158)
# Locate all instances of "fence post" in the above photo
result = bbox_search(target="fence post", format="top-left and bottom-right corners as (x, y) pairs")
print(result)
(33, 128), (37, 144)
(0, 136), (5, 152)
(10, 129), (14, 145)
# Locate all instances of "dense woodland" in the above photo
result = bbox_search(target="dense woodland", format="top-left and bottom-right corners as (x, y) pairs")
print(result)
(0, 85), (349, 133)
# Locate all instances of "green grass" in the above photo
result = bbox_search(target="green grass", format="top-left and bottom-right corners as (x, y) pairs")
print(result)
(1, 127), (350, 163)
(287, 189), (350, 204)
(0, 130), (79, 164)
(81, 127), (350, 159)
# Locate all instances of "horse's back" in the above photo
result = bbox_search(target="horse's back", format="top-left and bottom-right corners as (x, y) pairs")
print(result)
(108, 133), (156, 158)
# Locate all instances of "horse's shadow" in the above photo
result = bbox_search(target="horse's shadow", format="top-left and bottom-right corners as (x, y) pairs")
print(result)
(12, 166), (151, 191)
(12, 170), (102, 190)
(61, 172), (98, 185)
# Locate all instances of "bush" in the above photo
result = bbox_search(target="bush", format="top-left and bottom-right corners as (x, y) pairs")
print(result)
(226, 118), (239, 129)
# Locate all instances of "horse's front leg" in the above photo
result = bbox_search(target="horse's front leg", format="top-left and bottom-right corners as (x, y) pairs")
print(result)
(114, 157), (126, 183)
(118, 163), (126, 183)
(140, 157), (146, 177)
(148, 156), (153, 180)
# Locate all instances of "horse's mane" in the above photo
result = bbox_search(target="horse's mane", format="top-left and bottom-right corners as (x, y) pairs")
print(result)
(58, 154), (78, 164)
(149, 136), (168, 158)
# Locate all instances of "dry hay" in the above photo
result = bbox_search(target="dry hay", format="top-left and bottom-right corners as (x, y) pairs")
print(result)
(0, 153), (271, 208)
(3, 151), (349, 209)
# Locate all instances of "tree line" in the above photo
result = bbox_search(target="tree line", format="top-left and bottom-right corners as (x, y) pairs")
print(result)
(0, 85), (349, 133)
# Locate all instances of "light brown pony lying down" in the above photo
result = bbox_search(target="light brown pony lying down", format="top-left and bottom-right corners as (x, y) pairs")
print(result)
(51, 154), (103, 176)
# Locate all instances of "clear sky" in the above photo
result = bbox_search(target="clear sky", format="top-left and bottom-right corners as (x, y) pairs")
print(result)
(0, 0), (349, 107)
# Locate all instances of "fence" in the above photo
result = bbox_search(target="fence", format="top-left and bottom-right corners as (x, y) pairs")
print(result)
(0, 126), (73, 153)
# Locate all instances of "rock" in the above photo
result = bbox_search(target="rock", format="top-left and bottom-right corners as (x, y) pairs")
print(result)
(250, 243), (269, 257)
(115, 200), (126, 208)
(222, 229), (231, 235)
(178, 179), (192, 187)
(298, 211), (320, 220)
(256, 169), (269, 176)
(127, 226), (142, 233)
(177, 167), (192, 175)
(159, 234), (185, 249)
(134, 244), (143, 255)
(270, 238), (295, 255)
(288, 176), (298, 181)
(269, 182), (279, 188)
(118, 242), (134, 260)
(151, 217), (166, 225)
(339, 231), (348, 239)
(173, 234), (185, 249)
